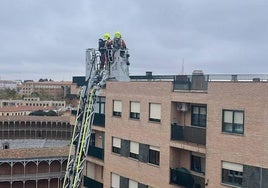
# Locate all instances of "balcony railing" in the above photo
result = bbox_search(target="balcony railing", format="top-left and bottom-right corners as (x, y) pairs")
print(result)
(84, 176), (103, 188)
(0, 172), (65, 182)
(171, 124), (206, 145)
(170, 168), (205, 188)
(87, 145), (104, 160)
(93, 113), (105, 127)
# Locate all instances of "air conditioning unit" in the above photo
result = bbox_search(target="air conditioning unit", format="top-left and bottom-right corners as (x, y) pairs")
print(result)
(177, 103), (189, 112)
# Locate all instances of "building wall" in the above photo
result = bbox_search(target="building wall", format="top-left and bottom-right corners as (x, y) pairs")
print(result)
(83, 79), (268, 188)
(205, 82), (268, 187)
(0, 116), (72, 188)
(0, 157), (67, 188)
(103, 81), (173, 188)
(17, 81), (76, 98)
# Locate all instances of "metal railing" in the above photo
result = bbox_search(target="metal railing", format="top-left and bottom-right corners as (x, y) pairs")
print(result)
(83, 176), (103, 188)
(93, 113), (105, 127)
(0, 172), (65, 182)
(87, 145), (104, 160)
(171, 124), (206, 145)
(170, 168), (205, 188)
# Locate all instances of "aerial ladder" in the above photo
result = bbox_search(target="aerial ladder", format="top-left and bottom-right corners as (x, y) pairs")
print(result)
(63, 46), (130, 188)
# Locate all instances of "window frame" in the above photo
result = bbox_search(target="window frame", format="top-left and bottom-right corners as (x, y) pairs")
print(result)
(129, 179), (138, 188)
(95, 96), (105, 114)
(149, 146), (160, 166)
(112, 137), (121, 154)
(222, 161), (243, 187)
(111, 173), (120, 188)
(130, 141), (139, 160)
(149, 103), (161, 122)
(222, 109), (244, 134)
(130, 101), (140, 120)
(191, 105), (207, 127)
(113, 100), (122, 117)
(190, 152), (205, 174)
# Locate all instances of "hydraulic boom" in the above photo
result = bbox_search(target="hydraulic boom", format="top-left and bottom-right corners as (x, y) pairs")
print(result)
(63, 47), (130, 188)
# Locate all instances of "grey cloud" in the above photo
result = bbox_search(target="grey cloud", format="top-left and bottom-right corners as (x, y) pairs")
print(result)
(0, 0), (268, 81)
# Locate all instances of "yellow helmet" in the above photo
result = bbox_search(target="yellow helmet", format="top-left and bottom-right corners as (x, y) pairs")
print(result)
(103, 33), (110, 40)
(114, 32), (121, 39)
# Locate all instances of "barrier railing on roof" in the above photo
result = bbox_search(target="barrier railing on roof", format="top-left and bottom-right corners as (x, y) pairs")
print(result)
(130, 73), (268, 91)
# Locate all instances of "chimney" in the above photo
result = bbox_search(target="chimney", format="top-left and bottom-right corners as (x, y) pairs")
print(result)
(146, 71), (152, 77)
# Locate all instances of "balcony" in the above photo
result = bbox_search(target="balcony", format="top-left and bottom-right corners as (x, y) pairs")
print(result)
(83, 176), (103, 188)
(87, 146), (104, 160)
(171, 124), (206, 145)
(170, 168), (205, 188)
(0, 172), (65, 182)
(93, 113), (105, 127)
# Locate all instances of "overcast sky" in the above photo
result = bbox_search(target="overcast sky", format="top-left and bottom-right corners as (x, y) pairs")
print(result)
(1, 0), (268, 81)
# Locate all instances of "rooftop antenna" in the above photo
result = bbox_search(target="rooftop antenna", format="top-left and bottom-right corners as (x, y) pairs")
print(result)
(179, 58), (184, 75)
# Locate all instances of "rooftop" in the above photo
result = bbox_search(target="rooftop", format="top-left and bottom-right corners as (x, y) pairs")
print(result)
(0, 146), (69, 159)
(0, 105), (55, 112)
(0, 115), (71, 122)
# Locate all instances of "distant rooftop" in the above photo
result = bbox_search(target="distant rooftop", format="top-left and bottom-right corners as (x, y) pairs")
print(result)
(0, 115), (70, 122)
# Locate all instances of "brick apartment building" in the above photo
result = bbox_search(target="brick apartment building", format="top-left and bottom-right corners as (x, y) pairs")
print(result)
(83, 72), (268, 188)
(0, 116), (73, 188)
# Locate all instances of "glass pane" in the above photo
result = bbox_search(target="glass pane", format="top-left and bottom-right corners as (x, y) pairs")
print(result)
(100, 103), (105, 114)
(94, 103), (100, 113)
(234, 112), (243, 124)
(200, 114), (207, 127)
(234, 124), (243, 134)
(200, 107), (206, 115)
(223, 123), (233, 132)
(224, 111), (233, 123)
(193, 107), (199, 114)
(192, 114), (199, 125)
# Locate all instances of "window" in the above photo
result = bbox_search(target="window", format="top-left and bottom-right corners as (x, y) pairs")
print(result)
(149, 146), (160, 165)
(113, 100), (122, 117)
(191, 106), (207, 127)
(130, 101), (140, 119)
(111, 173), (120, 188)
(149, 103), (161, 122)
(130, 141), (139, 159)
(2, 142), (9, 149)
(95, 97), (105, 114)
(191, 152), (205, 174)
(129, 179), (138, 188)
(222, 161), (243, 187)
(112, 137), (121, 154)
(89, 132), (95, 147)
(222, 110), (244, 134)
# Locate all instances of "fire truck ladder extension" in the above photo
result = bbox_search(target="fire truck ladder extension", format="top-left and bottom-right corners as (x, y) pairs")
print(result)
(63, 49), (103, 188)
(63, 47), (130, 188)
(63, 85), (96, 188)
(73, 88), (96, 187)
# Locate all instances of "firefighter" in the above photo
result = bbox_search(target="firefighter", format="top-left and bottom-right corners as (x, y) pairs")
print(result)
(113, 32), (126, 50)
(99, 33), (112, 69)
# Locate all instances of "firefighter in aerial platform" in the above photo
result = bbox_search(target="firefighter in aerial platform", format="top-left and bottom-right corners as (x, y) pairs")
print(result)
(113, 31), (126, 50)
(112, 32), (129, 65)
(98, 33), (113, 69)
